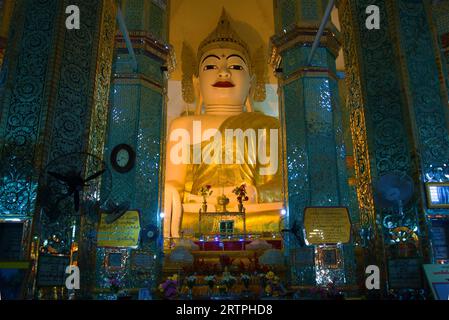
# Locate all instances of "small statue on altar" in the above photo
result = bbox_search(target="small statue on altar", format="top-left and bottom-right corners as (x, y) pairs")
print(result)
(232, 183), (249, 212)
(198, 184), (213, 213)
(164, 10), (282, 239)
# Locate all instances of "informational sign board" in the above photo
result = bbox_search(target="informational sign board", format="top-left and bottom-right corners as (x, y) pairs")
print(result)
(387, 258), (422, 289)
(36, 255), (70, 287)
(303, 207), (351, 245)
(430, 223), (449, 260)
(97, 211), (141, 248)
(423, 264), (449, 300)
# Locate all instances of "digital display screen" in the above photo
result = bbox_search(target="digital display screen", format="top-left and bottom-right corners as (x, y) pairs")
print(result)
(426, 183), (449, 208)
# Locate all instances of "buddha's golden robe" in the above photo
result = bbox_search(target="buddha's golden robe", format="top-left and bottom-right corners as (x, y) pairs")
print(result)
(184, 112), (283, 203)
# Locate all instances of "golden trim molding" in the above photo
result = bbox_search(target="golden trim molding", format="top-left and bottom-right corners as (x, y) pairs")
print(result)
(86, 0), (118, 160)
(115, 31), (176, 75)
(337, 0), (375, 231)
(270, 25), (341, 66)
(271, 26), (341, 56)
(278, 66), (339, 86)
(113, 75), (164, 93)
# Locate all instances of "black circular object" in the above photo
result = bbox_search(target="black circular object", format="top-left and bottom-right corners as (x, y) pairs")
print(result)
(110, 144), (136, 173)
(141, 224), (159, 242)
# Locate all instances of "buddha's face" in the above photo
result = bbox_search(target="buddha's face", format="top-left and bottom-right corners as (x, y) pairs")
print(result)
(198, 48), (251, 107)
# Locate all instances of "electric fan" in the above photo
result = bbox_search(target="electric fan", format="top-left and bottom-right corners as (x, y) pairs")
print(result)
(374, 173), (414, 215)
(279, 215), (305, 247)
(38, 152), (112, 221)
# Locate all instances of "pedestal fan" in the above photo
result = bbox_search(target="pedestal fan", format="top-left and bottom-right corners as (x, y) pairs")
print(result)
(374, 172), (415, 235)
(374, 173), (414, 216)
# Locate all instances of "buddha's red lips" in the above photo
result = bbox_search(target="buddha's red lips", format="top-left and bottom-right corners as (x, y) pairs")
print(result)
(213, 81), (235, 88)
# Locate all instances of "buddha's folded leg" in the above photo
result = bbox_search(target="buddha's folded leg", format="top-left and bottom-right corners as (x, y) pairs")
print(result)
(164, 183), (183, 238)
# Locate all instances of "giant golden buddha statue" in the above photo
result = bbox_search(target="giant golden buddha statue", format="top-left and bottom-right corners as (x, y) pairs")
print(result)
(164, 10), (283, 239)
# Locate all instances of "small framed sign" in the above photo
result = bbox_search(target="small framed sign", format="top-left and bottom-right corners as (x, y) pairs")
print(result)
(104, 249), (128, 272)
(292, 247), (315, 267)
(317, 246), (342, 269)
(97, 210), (141, 248)
(36, 255), (70, 287)
(388, 258), (422, 289)
(131, 250), (153, 270)
(425, 182), (449, 209)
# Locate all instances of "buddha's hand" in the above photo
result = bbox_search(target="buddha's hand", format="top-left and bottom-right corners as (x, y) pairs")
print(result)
(244, 184), (258, 203)
(163, 182), (183, 239)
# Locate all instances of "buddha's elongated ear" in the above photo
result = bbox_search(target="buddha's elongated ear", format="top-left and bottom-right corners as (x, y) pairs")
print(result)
(245, 95), (255, 112)
(193, 75), (203, 115)
(252, 47), (267, 102)
(245, 75), (256, 112)
(181, 42), (196, 104)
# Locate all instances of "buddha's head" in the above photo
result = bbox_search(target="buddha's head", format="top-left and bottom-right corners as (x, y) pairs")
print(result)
(194, 10), (254, 114)
(198, 47), (251, 108)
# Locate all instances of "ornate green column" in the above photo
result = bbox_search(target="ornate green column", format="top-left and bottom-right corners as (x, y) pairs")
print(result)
(42, 0), (117, 299)
(95, 0), (173, 298)
(338, 0), (449, 295)
(0, 2), (61, 293)
(390, 0), (449, 262)
(272, 0), (356, 287)
(0, 0), (117, 299)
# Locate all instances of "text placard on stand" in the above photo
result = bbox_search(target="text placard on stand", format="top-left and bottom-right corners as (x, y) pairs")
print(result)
(303, 207), (351, 245)
(97, 210), (141, 248)
(387, 258), (422, 289)
(36, 255), (70, 287)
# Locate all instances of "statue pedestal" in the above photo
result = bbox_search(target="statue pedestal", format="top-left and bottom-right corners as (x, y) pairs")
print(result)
(183, 202), (283, 213)
(181, 202), (284, 240)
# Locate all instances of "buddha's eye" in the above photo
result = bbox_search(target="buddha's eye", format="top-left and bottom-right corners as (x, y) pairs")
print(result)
(203, 65), (217, 71)
(229, 65), (244, 71)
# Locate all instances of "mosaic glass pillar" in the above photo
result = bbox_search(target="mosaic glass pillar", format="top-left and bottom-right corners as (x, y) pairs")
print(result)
(0, 0), (59, 166)
(338, 0), (449, 294)
(272, 0), (356, 287)
(44, 0), (117, 299)
(392, 0), (449, 173)
(0, 0), (117, 299)
(0, 0), (61, 268)
(391, 0), (449, 262)
(338, 0), (404, 295)
(95, 0), (172, 298)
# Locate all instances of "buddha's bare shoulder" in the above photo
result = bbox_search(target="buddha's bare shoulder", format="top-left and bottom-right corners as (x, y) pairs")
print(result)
(169, 115), (229, 131)
(168, 115), (204, 131)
